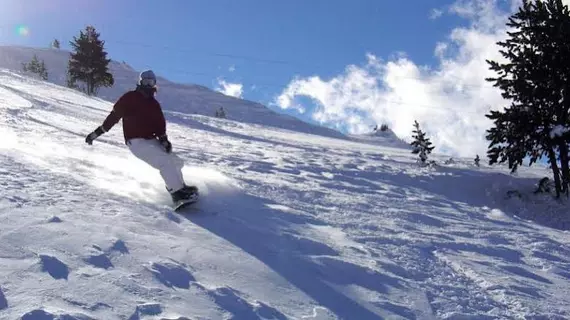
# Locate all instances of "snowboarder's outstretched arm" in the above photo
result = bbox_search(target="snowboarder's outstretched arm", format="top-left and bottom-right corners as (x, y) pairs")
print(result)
(84, 93), (131, 145)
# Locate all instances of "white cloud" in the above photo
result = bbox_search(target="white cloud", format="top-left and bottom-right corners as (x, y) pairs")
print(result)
(229, 65), (236, 72)
(216, 79), (243, 98)
(274, 0), (529, 158)
(430, 8), (444, 20)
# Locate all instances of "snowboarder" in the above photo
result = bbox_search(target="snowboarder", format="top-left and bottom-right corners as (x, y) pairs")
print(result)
(84, 70), (198, 205)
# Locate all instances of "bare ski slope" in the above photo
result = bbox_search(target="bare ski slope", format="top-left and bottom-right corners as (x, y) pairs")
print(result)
(0, 70), (570, 319)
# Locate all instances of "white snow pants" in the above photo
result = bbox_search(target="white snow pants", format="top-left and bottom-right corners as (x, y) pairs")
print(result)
(127, 138), (186, 192)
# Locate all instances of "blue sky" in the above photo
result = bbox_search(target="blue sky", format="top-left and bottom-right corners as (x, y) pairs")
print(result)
(0, 0), (529, 157)
(1, 0), (462, 100)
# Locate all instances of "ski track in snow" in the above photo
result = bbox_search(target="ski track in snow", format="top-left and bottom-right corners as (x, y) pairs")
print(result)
(0, 68), (569, 319)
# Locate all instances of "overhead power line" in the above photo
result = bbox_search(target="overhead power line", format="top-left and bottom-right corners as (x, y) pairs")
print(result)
(104, 39), (500, 91)
(102, 41), (507, 115)
(107, 39), (291, 66)
(0, 25), (501, 92)
(0, 34), (505, 115)
(144, 66), (502, 115)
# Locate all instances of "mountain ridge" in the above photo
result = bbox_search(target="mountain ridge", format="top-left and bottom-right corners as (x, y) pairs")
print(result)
(0, 45), (347, 139)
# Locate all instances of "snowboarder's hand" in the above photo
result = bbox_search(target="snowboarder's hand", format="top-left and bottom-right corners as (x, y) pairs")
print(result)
(158, 134), (172, 153)
(85, 126), (105, 145)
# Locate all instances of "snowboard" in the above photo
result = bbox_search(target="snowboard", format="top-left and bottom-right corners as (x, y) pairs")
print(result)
(173, 194), (199, 212)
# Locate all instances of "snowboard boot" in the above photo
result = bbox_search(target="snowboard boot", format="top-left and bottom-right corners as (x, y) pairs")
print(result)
(182, 185), (198, 196)
(170, 185), (199, 204)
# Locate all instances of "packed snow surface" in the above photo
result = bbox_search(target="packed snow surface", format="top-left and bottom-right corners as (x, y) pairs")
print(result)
(0, 66), (569, 319)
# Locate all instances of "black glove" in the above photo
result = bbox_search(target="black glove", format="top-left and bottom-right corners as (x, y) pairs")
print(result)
(158, 134), (172, 153)
(85, 126), (105, 145)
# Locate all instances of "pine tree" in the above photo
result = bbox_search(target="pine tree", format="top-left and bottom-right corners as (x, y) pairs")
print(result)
(410, 120), (435, 164)
(22, 54), (48, 80)
(485, 0), (570, 198)
(27, 55), (41, 73)
(38, 60), (48, 80)
(68, 25), (114, 95)
(65, 60), (77, 89)
(52, 39), (60, 49)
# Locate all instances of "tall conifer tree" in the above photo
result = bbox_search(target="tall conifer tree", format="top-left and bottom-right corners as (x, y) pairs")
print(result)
(68, 26), (114, 95)
(485, 0), (570, 197)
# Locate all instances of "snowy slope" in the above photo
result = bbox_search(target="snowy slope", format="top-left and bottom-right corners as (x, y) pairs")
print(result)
(0, 45), (344, 139)
(1, 70), (570, 320)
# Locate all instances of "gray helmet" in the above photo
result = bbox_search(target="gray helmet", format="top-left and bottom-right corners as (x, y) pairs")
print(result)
(139, 70), (156, 87)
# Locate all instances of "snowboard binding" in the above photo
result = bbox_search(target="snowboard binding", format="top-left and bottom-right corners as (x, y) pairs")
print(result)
(171, 185), (199, 211)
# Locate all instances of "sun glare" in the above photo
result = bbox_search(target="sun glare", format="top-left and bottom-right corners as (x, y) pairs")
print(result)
(15, 25), (30, 37)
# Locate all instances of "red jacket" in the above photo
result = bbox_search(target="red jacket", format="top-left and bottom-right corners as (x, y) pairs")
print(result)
(101, 90), (166, 143)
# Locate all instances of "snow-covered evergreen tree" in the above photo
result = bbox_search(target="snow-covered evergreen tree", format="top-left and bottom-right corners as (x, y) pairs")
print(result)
(410, 120), (434, 164)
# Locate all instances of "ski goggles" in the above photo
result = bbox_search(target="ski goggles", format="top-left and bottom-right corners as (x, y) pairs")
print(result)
(140, 77), (157, 87)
